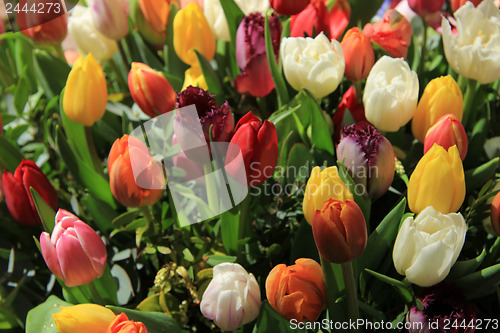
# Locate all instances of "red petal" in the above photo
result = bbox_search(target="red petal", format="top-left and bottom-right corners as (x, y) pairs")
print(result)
(234, 54), (276, 98)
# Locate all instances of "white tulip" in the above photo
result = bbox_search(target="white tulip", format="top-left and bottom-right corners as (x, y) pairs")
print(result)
(200, 263), (261, 331)
(68, 6), (118, 61)
(363, 56), (418, 132)
(234, 0), (270, 15)
(442, 0), (500, 84)
(393, 206), (467, 287)
(204, 0), (231, 41)
(280, 33), (345, 99)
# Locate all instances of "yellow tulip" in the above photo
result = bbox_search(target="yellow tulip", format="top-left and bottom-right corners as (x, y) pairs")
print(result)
(411, 75), (463, 142)
(408, 144), (465, 214)
(173, 2), (216, 66)
(302, 166), (353, 225)
(63, 54), (108, 126)
(182, 64), (208, 90)
(53, 304), (116, 333)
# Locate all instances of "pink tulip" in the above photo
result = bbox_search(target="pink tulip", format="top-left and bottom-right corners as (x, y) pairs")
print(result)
(40, 209), (107, 287)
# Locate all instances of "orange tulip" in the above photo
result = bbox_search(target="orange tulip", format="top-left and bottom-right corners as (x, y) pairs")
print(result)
(266, 258), (326, 322)
(489, 191), (500, 237)
(341, 27), (375, 82)
(106, 313), (147, 333)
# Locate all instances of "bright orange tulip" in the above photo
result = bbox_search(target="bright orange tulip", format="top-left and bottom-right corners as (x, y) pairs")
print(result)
(106, 313), (147, 333)
(341, 27), (375, 82)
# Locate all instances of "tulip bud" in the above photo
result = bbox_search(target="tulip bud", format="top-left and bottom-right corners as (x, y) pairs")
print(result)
(2, 159), (58, 226)
(200, 263), (261, 331)
(280, 33), (345, 99)
(130, 0), (171, 45)
(489, 190), (500, 237)
(128, 62), (176, 118)
(424, 114), (468, 161)
(340, 27), (375, 82)
(312, 199), (367, 263)
(442, 1), (500, 84)
(363, 56), (419, 132)
(412, 75), (463, 143)
(204, 0), (231, 41)
(393, 206), (466, 287)
(408, 0), (445, 17)
(68, 6), (118, 61)
(336, 122), (395, 199)
(450, 0), (483, 13)
(225, 112), (278, 187)
(182, 65), (208, 90)
(173, 2), (215, 66)
(408, 144), (465, 214)
(302, 166), (353, 225)
(234, 13), (282, 97)
(266, 258), (326, 322)
(40, 209), (107, 287)
(17, 0), (67, 44)
(106, 313), (147, 333)
(53, 304), (116, 333)
(270, 0), (310, 16)
(108, 135), (165, 207)
(63, 54), (108, 127)
(91, 0), (130, 41)
(363, 9), (412, 58)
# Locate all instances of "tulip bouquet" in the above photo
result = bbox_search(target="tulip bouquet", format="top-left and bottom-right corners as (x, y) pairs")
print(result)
(0, 0), (500, 332)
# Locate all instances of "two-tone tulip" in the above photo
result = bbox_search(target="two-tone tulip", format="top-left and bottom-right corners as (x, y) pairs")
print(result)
(128, 62), (176, 118)
(266, 258), (326, 322)
(363, 9), (412, 58)
(17, 0), (67, 44)
(270, 0), (310, 16)
(312, 199), (367, 263)
(280, 33), (345, 99)
(68, 6), (118, 61)
(408, 0), (445, 17)
(424, 114), (468, 161)
(408, 144), (465, 214)
(336, 122), (395, 199)
(173, 2), (215, 66)
(302, 166), (353, 225)
(130, 0), (171, 45)
(53, 304), (116, 333)
(234, 13), (282, 97)
(108, 135), (165, 207)
(393, 206), (466, 287)
(412, 75), (463, 143)
(2, 160), (58, 226)
(225, 112), (278, 187)
(63, 54), (108, 126)
(90, 0), (129, 41)
(107, 313), (147, 333)
(442, 0), (500, 84)
(40, 210), (107, 287)
(363, 56), (419, 132)
(340, 27), (375, 82)
(200, 263), (261, 331)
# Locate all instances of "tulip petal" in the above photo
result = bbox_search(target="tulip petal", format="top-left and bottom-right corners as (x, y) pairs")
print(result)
(40, 231), (64, 279)
(342, 200), (368, 259)
(73, 221), (107, 277)
(265, 264), (286, 310)
(214, 289), (244, 331)
(53, 304), (115, 333)
(2, 170), (40, 225)
(234, 54), (276, 98)
(312, 209), (352, 263)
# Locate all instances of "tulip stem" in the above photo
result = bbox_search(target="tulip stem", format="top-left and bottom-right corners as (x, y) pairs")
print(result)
(320, 256), (341, 322)
(462, 78), (478, 129)
(204, 163), (218, 214)
(108, 58), (128, 90)
(54, 44), (66, 64)
(118, 41), (130, 70)
(341, 261), (359, 332)
(84, 127), (105, 177)
(418, 21), (428, 80)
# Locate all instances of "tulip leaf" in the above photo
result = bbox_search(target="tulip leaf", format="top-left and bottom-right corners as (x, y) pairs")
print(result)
(265, 10), (290, 107)
(92, 266), (119, 306)
(465, 157), (500, 191)
(207, 254), (237, 266)
(195, 50), (224, 104)
(0, 136), (23, 172)
(25, 295), (73, 333)
(455, 263), (500, 299)
(14, 73), (30, 115)
(81, 194), (117, 234)
(286, 143), (314, 184)
(106, 306), (182, 333)
(447, 248), (487, 280)
(32, 49), (70, 99)
(364, 269), (414, 304)
(253, 301), (295, 333)
(132, 32), (164, 71)
(220, 0), (244, 77)
(29, 187), (56, 233)
(337, 162), (371, 225)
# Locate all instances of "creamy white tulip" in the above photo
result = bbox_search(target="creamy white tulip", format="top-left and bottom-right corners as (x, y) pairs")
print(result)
(281, 33), (345, 99)
(442, 1), (500, 84)
(234, 0), (270, 15)
(393, 206), (467, 287)
(68, 6), (118, 61)
(363, 56), (418, 132)
(200, 263), (261, 331)
(204, 0), (231, 41)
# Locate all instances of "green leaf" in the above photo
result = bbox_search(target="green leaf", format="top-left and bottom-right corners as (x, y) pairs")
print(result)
(92, 266), (119, 306)
(290, 221), (319, 263)
(132, 32), (164, 70)
(455, 263), (500, 299)
(253, 301), (295, 333)
(207, 254), (237, 266)
(365, 269), (414, 304)
(81, 194), (117, 233)
(447, 248), (487, 280)
(298, 92), (334, 155)
(106, 306), (182, 333)
(465, 157), (499, 191)
(220, 208), (240, 255)
(112, 210), (140, 227)
(265, 10), (289, 107)
(25, 295), (72, 333)
(32, 49), (70, 99)
(220, 0), (244, 77)
(14, 73), (30, 115)
(30, 187), (56, 233)
(0, 136), (23, 172)
(285, 143), (314, 184)
(195, 50), (224, 104)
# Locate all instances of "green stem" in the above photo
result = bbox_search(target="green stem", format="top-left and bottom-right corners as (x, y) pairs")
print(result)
(54, 43), (67, 64)
(341, 261), (359, 333)
(139, 205), (154, 228)
(462, 78), (478, 129)
(84, 127), (104, 177)
(87, 280), (106, 305)
(108, 58), (128, 89)
(204, 163), (218, 214)
(237, 193), (252, 248)
(353, 81), (363, 104)
(320, 256), (340, 321)
(118, 41), (130, 70)
(418, 21), (427, 79)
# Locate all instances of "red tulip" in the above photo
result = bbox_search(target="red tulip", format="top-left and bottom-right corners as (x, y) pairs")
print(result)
(234, 13), (282, 98)
(270, 0), (310, 15)
(327, 0), (351, 40)
(225, 112), (278, 187)
(363, 9), (412, 58)
(108, 135), (165, 207)
(424, 114), (468, 161)
(312, 199), (367, 263)
(332, 86), (367, 143)
(408, 0), (445, 17)
(128, 62), (177, 118)
(341, 27), (375, 82)
(17, 0), (68, 44)
(2, 160), (58, 226)
(40, 209), (107, 287)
